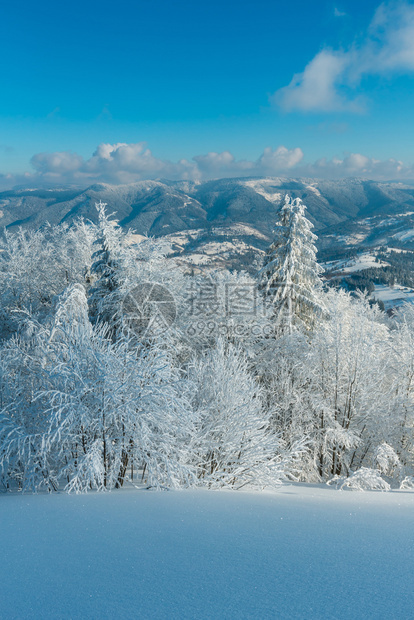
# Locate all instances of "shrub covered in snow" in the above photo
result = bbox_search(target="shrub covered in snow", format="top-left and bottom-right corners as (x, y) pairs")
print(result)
(400, 476), (414, 490)
(373, 443), (401, 476)
(328, 468), (391, 492)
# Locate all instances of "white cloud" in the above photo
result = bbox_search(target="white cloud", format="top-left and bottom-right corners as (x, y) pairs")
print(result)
(193, 151), (255, 177)
(296, 152), (412, 179)
(31, 151), (83, 174)
(258, 146), (304, 171)
(29, 143), (199, 185)
(366, 2), (414, 72)
(0, 142), (412, 190)
(334, 7), (347, 17)
(273, 50), (359, 112)
(273, 1), (414, 113)
(23, 142), (305, 186)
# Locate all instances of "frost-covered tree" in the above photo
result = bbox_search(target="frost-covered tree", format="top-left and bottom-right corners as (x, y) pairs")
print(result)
(0, 221), (94, 338)
(258, 195), (324, 334)
(88, 202), (134, 330)
(88, 202), (189, 346)
(250, 331), (319, 480)
(1, 196), (411, 495)
(190, 338), (304, 488)
(254, 289), (414, 483)
(175, 269), (274, 361)
(302, 290), (395, 479)
(0, 284), (197, 492)
(328, 467), (391, 491)
(373, 443), (401, 478)
(388, 304), (414, 472)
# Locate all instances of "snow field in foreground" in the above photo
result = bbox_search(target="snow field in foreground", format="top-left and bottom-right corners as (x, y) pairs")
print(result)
(1, 484), (413, 619)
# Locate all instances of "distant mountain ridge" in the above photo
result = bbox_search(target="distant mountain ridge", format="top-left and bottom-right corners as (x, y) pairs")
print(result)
(2, 177), (414, 270)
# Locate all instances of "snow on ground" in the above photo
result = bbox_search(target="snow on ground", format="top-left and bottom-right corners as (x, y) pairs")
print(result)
(334, 233), (367, 246)
(323, 252), (389, 273)
(386, 247), (413, 254)
(179, 252), (215, 266)
(243, 179), (283, 204)
(127, 233), (147, 244)
(372, 284), (414, 310)
(215, 224), (269, 241)
(305, 183), (323, 198)
(392, 229), (414, 242)
(198, 241), (250, 256)
(1, 484), (413, 619)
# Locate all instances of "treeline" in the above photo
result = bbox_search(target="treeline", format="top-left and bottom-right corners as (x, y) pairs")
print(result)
(0, 200), (413, 493)
(328, 249), (414, 295)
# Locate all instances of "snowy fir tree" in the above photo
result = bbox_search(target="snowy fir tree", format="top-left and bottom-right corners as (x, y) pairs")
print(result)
(88, 201), (133, 331)
(88, 201), (190, 345)
(258, 194), (325, 334)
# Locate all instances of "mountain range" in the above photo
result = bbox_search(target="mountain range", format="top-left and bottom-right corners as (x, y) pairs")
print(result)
(2, 177), (414, 270)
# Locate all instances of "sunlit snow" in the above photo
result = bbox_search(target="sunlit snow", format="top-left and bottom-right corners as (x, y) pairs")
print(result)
(1, 485), (413, 619)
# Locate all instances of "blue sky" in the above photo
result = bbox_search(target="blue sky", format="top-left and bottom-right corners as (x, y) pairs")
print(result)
(1, 0), (414, 186)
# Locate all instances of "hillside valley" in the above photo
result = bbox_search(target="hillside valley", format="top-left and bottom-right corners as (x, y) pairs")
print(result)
(3, 177), (414, 277)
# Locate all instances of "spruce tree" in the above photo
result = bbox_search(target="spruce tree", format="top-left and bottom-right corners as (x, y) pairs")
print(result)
(88, 201), (130, 331)
(259, 194), (324, 334)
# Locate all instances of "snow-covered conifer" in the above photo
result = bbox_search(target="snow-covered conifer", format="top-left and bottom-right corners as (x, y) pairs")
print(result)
(88, 201), (132, 330)
(87, 202), (189, 346)
(258, 195), (324, 334)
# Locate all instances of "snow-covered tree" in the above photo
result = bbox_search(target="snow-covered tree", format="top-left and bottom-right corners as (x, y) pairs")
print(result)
(0, 284), (197, 492)
(388, 304), (414, 472)
(302, 290), (395, 479)
(1, 197), (411, 495)
(190, 338), (304, 488)
(175, 269), (274, 361)
(373, 443), (401, 478)
(328, 467), (391, 492)
(250, 331), (319, 480)
(88, 201), (190, 347)
(0, 221), (94, 338)
(258, 195), (324, 334)
(88, 201), (134, 330)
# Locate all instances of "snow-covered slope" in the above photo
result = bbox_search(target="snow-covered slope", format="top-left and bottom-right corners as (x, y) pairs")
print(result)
(319, 211), (414, 255)
(2, 177), (414, 236)
(322, 252), (390, 273)
(1, 486), (413, 619)
(3, 177), (414, 271)
(372, 284), (414, 311)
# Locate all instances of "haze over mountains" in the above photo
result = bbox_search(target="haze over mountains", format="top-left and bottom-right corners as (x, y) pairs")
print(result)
(2, 177), (414, 270)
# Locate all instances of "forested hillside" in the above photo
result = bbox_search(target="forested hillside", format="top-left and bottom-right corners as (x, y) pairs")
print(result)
(3, 178), (414, 274)
(0, 197), (413, 493)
